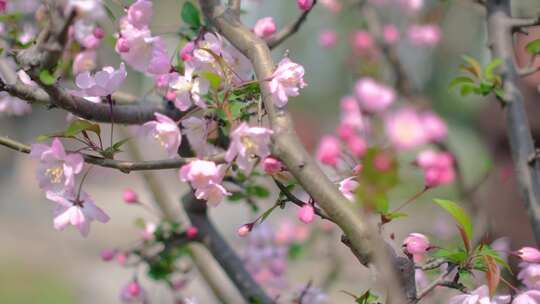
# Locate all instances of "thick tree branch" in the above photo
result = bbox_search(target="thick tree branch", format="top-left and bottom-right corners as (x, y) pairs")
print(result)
(198, 1), (409, 302)
(486, 0), (540, 245)
(266, 0), (318, 49)
(182, 193), (274, 304)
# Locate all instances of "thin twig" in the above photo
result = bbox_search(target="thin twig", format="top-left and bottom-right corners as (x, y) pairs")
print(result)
(266, 0), (318, 49)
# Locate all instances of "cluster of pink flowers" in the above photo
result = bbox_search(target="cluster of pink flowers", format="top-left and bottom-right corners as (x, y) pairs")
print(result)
(269, 57), (307, 107)
(416, 150), (455, 188)
(225, 123), (274, 172)
(141, 112), (182, 157)
(385, 107), (447, 150)
(180, 160), (230, 207)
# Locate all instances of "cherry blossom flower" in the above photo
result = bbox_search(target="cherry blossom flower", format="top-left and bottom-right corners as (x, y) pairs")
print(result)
(141, 112), (182, 157)
(416, 150), (455, 188)
(316, 135), (341, 166)
(400, 0), (423, 12)
(120, 280), (147, 303)
(0, 92), (31, 116)
(448, 285), (510, 304)
(74, 63), (127, 97)
(0, 0), (5, 13)
(263, 156), (283, 174)
(408, 24), (442, 47)
(169, 66), (210, 110)
(180, 42), (195, 61)
(355, 78), (395, 113)
(347, 135), (367, 157)
(338, 177), (359, 201)
(319, 30), (338, 48)
(72, 50), (97, 75)
(269, 57), (307, 107)
(514, 290), (540, 304)
(46, 190), (109, 237)
(519, 263), (540, 289)
(193, 32), (224, 66)
(186, 226), (198, 239)
(100, 249), (117, 261)
(254, 17), (277, 38)
(421, 111), (448, 142)
(320, 0), (342, 13)
(30, 138), (84, 193)
(298, 204), (315, 223)
(141, 222), (156, 241)
(237, 224), (253, 237)
(127, 0), (152, 29)
(182, 116), (214, 157)
(67, 0), (105, 20)
(297, 0), (314, 11)
(351, 31), (375, 53)
(403, 233), (430, 262)
(179, 160), (230, 206)
(225, 122), (273, 172)
(383, 24), (400, 44)
(385, 107), (427, 150)
(516, 247), (540, 263)
(122, 189), (139, 204)
(222, 44), (253, 84)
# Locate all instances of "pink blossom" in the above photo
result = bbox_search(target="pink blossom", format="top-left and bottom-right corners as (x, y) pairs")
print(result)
(253, 17), (277, 38)
(408, 24), (442, 47)
(403, 233), (429, 262)
(351, 31), (374, 53)
(263, 156), (283, 174)
(116, 37), (130, 53)
(318, 30), (338, 48)
(338, 177), (359, 201)
(383, 24), (400, 44)
(169, 66), (210, 110)
(448, 285), (510, 304)
(421, 111), (447, 142)
(186, 226), (198, 239)
(67, 0), (105, 20)
(193, 32), (224, 64)
(127, 0), (152, 29)
(374, 153), (393, 171)
(517, 247), (540, 263)
(237, 224), (253, 237)
(141, 222), (156, 240)
(225, 123), (273, 172)
(0, 0), (5, 12)
(122, 189), (138, 204)
(179, 160), (230, 206)
(0, 92), (31, 116)
(320, 0), (342, 12)
(141, 112), (182, 157)
(30, 138), (84, 193)
(146, 38), (170, 75)
(514, 290), (540, 304)
(400, 0), (423, 12)
(180, 42), (195, 61)
(355, 78), (395, 113)
(347, 135), (367, 157)
(316, 136), (341, 166)
(297, 0), (314, 11)
(385, 107), (427, 150)
(74, 63), (127, 97)
(298, 204), (315, 224)
(340, 96), (364, 133)
(222, 44), (253, 84)
(269, 57), (307, 107)
(116, 253), (128, 265)
(46, 190), (109, 237)
(120, 280), (147, 303)
(416, 150), (455, 188)
(101, 249), (117, 261)
(93, 27), (105, 39)
(182, 116), (212, 157)
(72, 50), (97, 76)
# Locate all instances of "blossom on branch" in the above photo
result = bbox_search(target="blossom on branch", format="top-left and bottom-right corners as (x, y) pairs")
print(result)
(355, 78), (395, 113)
(180, 160), (230, 206)
(168, 66), (210, 110)
(141, 112), (182, 157)
(225, 123), (273, 173)
(253, 17), (277, 38)
(74, 63), (127, 97)
(269, 58), (307, 107)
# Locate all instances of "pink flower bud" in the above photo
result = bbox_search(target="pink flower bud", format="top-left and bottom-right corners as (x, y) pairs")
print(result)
(383, 24), (400, 44)
(403, 233), (430, 262)
(186, 226), (198, 239)
(116, 37), (130, 53)
(355, 78), (395, 113)
(237, 224), (253, 237)
(298, 204), (315, 224)
(421, 111), (448, 142)
(351, 31), (374, 53)
(263, 156), (283, 174)
(100, 249), (117, 261)
(171, 279), (187, 290)
(0, 1), (6, 13)
(165, 90), (177, 101)
(374, 153), (392, 172)
(318, 30), (338, 48)
(347, 135), (367, 157)
(516, 247), (540, 263)
(122, 189), (138, 204)
(180, 42), (195, 62)
(116, 252), (128, 265)
(128, 281), (141, 297)
(93, 27), (105, 39)
(253, 17), (277, 38)
(353, 164), (363, 174)
(316, 136), (341, 166)
(297, 0), (314, 11)
(337, 123), (355, 140)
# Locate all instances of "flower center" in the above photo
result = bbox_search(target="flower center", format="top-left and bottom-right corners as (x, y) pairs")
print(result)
(153, 133), (167, 148)
(45, 166), (64, 184)
(241, 136), (257, 155)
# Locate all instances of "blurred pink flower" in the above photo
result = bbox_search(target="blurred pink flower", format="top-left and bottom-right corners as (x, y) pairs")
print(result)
(298, 204), (315, 223)
(141, 112), (182, 157)
(179, 160), (230, 206)
(347, 135), (367, 157)
(416, 149), (455, 188)
(122, 189), (139, 204)
(355, 78), (395, 113)
(338, 177), (359, 201)
(319, 30), (338, 48)
(0, 92), (31, 116)
(72, 50), (97, 75)
(339, 95), (364, 135)
(141, 222), (156, 240)
(253, 17), (277, 38)
(269, 57), (307, 107)
(186, 226), (199, 239)
(514, 290), (540, 304)
(237, 224), (253, 237)
(225, 122), (273, 172)
(517, 247), (540, 263)
(74, 63), (127, 97)
(421, 111), (448, 142)
(263, 156), (283, 174)
(351, 31), (374, 53)
(383, 24), (400, 44)
(100, 249), (117, 261)
(180, 41), (195, 61)
(403, 233), (429, 262)
(297, 0), (314, 11)
(120, 280), (147, 303)
(127, 0), (152, 29)
(408, 24), (442, 46)
(316, 135), (341, 166)
(400, 0), (423, 12)
(385, 107), (427, 150)
(320, 0), (342, 12)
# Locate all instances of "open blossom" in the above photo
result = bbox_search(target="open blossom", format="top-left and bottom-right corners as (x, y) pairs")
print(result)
(193, 32), (224, 64)
(141, 112), (182, 157)
(514, 290), (540, 304)
(180, 160), (230, 206)
(316, 136), (341, 166)
(519, 263), (540, 289)
(297, 0), (314, 11)
(319, 30), (338, 48)
(74, 63), (127, 97)
(516, 247), (540, 263)
(298, 204), (315, 224)
(383, 24), (400, 44)
(120, 280), (147, 303)
(408, 24), (442, 46)
(448, 285), (510, 304)
(269, 58), (307, 107)
(355, 78), (395, 113)
(339, 96), (365, 138)
(182, 116), (215, 157)
(263, 156), (283, 174)
(127, 0), (152, 29)
(169, 66), (210, 111)
(416, 150), (455, 188)
(0, 92), (31, 116)
(385, 107), (427, 150)
(403, 233), (429, 262)
(339, 177), (359, 201)
(30, 138), (84, 193)
(253, 17), (276, 38)
(421, 111), (447, 142)
(225, 123), (273, 172)
(46, 190), (109, 237)
(72, 50), (97, 75)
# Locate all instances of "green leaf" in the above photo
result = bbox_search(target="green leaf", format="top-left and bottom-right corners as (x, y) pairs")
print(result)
(39, 69), (57, 86)
(459, 83), (476, 96)
(485, 58), (502, 80)
(229, 101), (248, 120)
(181, 2), (201, 30)
(479, 80), (494, 96)
(288, 242), (304, 260)
(64, 119), (101, 137)
(526, 39), (540, 55)
(228, 192), (245, 201)
(448, 76), (475, 91)
(434, 199), (473, 245)
(201, 71), (222, 91)
(433, 248), (468, 264)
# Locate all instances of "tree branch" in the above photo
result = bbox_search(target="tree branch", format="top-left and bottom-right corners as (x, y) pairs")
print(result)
(266, 0), (317, 49)
(486, 0), (540, 245)
(197, 0), (409, 302)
